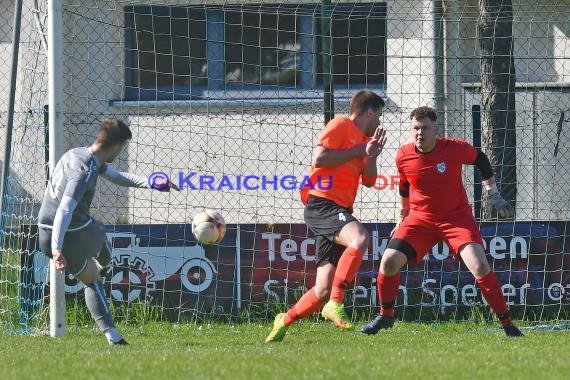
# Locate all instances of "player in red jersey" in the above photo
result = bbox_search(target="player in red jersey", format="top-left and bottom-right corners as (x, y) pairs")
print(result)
(362, 106), (523, 337)
(266, 90), (387, 342)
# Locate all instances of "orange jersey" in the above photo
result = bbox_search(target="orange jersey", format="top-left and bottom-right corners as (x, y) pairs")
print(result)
(300, 116), (369, 211)
(396, 138), (477, 217)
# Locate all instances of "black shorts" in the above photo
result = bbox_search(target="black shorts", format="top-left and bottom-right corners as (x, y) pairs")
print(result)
(38, 219), (111, 276)
(304, 195), (357, 266)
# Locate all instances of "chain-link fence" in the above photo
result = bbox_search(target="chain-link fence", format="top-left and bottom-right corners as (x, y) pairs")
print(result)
(1, 1), (569, 331)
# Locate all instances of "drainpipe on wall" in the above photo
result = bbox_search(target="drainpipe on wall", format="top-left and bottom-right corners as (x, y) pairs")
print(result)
(433, 0), (446, 133)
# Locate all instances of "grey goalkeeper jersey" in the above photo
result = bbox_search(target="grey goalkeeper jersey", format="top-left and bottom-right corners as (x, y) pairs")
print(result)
(38, 146), (149, 250)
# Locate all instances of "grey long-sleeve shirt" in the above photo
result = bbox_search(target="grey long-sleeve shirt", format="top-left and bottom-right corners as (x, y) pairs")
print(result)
(38, 146), (149, 251)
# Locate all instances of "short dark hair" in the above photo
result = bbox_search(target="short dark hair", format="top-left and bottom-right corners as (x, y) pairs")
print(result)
(94, 117), (132, 149)
(349, 90), (385, 116)
(410, 106), (437, 122)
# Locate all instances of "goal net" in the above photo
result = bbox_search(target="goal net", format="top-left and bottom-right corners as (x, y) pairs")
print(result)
(1, 0), (568, 334)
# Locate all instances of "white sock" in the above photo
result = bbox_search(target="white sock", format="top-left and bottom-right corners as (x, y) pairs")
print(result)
(105, 327), (123, 343)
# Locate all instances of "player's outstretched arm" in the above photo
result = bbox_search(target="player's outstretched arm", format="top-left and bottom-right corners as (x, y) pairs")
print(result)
(101, 165), (179, 191)
(152, 177), (179, 192)
(484, 177), (515, 219)
(472, 149), (514, 219)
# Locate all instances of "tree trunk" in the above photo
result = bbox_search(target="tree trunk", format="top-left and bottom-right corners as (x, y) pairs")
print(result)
(478, 0), (517, 220)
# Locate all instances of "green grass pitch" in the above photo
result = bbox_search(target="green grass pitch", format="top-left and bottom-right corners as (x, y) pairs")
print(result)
(1, 321), (568, 380)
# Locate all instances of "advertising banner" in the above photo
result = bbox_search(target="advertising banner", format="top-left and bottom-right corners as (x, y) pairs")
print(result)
(21, 221), (570, 318)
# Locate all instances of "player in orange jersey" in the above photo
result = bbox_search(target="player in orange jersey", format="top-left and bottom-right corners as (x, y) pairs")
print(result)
(266, 90), (387, 342)
(362, 106), (523, 337)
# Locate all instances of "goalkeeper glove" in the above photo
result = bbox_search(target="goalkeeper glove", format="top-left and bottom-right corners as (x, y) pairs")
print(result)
(486, 183), (515, 219)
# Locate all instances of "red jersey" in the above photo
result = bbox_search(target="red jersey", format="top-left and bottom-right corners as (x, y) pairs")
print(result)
(396, 138), (477, 217)
(300, 116), (369, 211)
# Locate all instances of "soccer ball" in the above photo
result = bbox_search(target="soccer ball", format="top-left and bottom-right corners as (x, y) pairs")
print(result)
(191, 209), (226, 245)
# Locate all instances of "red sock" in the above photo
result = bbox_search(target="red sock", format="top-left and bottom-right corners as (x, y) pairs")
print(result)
(476, 271), (512, 327)
(330, 247), (364, 303)
(377, 272), (400, 317)
(284, 287), (324, 326)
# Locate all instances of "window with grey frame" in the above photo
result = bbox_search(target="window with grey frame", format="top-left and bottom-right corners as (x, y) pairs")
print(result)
(124, 3), (386, 101)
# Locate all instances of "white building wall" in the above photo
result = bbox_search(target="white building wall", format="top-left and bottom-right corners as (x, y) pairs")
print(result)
(1, 0), (569, 225)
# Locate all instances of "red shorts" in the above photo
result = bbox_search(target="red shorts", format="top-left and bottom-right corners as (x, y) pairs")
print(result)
(390, 209), (483, 264)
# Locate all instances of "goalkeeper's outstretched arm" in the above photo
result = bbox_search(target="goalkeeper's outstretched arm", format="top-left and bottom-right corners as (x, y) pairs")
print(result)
(472, 150), (514, 218)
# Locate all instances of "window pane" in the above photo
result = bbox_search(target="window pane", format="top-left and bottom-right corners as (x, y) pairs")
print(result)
(225, 5), (300, 86)
(317, 3), (387, 86)
(126, 6), (207, 95)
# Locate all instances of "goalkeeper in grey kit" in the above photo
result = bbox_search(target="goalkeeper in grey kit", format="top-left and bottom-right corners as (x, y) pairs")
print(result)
(38, 117), (177, 345)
